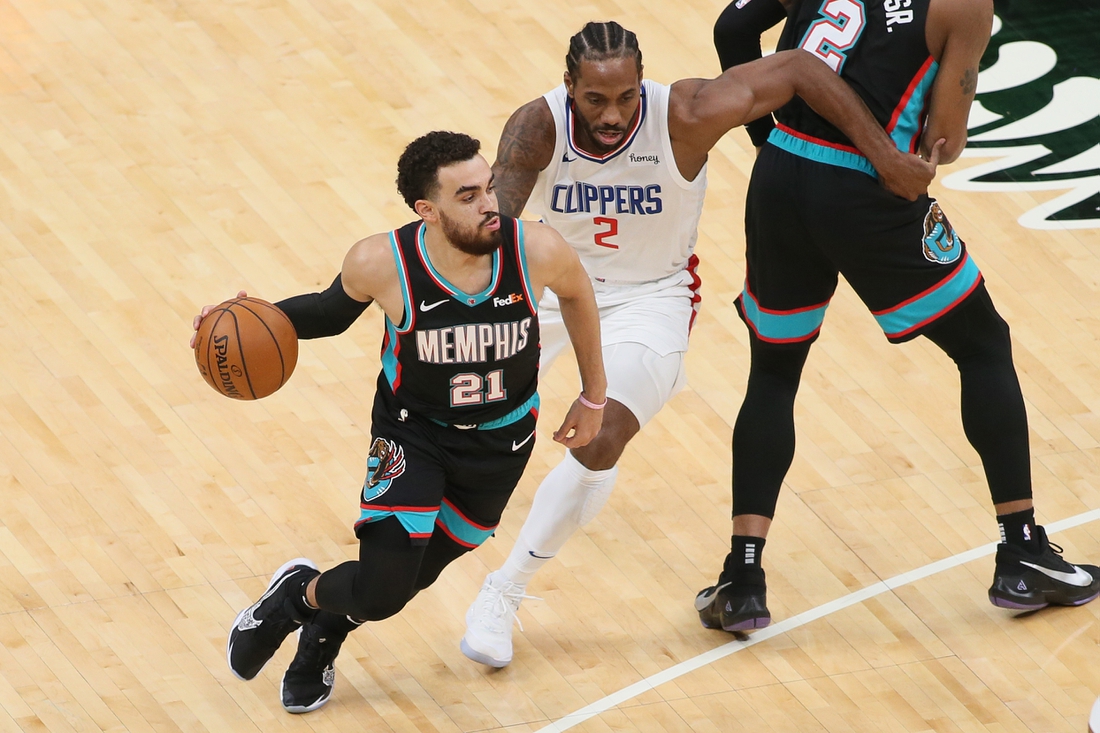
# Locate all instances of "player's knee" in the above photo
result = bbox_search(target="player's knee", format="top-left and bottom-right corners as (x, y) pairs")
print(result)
(925, 290), (1014, 364)
(572, 403), (639, 470)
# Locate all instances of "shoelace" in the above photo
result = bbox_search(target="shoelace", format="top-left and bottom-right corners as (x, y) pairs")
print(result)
(480, 583), (541, 633)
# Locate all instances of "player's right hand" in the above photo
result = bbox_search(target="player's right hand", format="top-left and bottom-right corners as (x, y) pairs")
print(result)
(553, 398), (604, 449)
(189, 290), (247, 348)
(877, 138), (944, 201)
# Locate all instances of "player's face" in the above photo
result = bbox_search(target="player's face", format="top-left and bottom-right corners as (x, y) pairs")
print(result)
(434, 156), (502, 256)
(567, 56), (642, 154)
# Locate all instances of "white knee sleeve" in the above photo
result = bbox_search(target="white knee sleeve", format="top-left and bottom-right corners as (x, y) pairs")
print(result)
(499, 451), (619, 586)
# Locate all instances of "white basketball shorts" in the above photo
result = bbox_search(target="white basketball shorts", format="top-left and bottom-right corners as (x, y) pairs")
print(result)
(538, 265), (699, 427)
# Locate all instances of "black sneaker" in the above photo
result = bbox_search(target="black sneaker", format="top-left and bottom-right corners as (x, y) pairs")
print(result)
(281, 622), (349, 713)
(227, 558), (319, 681)
(695, 570), (770, 632)
(988, 526), (1100, 611)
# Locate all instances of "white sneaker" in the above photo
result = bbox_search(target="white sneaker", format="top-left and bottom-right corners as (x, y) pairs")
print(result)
(460, 573), (538, 668)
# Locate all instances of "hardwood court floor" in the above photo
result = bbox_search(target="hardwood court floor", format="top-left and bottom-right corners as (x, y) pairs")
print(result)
(0, 0), (1097, 731)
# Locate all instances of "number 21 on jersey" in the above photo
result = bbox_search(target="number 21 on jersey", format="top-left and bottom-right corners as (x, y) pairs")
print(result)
(799, 0), (866, 74)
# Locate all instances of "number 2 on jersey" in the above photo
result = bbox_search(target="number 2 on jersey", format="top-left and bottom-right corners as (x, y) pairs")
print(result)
(593, 216), (619, 249)
(799, 0), (866, 74)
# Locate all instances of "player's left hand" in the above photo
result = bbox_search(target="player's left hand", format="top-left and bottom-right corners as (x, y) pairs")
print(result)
(877, 138), (944, 201)
(553, 399), (604, 448)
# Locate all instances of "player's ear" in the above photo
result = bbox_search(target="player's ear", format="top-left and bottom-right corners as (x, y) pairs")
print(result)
(414, 199), (438, 223)
(564, 70), (575, 98)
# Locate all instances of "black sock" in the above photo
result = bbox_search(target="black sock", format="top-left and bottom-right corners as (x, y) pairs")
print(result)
(723, 535), (766, 586)
(998, 508), (1040, 552)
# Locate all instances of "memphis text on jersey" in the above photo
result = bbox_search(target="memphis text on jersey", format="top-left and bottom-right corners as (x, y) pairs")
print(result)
(415, 318), (533, 365)
(550, 182), (663, 216)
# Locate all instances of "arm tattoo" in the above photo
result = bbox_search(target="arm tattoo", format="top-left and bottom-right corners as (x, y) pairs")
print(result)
(959, 67), (978, 96)
(493, 103), (552, 218)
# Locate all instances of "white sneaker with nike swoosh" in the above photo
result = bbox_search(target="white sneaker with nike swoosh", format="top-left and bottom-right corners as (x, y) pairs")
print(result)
(988, 525), (1100, 610)
(460, 572), (540, 668)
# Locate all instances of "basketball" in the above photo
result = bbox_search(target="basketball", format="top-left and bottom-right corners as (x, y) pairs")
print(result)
(193, 297), (298, 400)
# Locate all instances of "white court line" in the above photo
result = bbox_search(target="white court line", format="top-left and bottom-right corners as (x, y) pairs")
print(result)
(535, 508), (1100, 732)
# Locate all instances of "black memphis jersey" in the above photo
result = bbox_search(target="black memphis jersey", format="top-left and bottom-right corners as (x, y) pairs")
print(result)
(378, 217), (540, 425)
(776, 0), (938, 153)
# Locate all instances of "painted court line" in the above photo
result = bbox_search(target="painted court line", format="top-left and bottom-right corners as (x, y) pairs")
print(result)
(535, 508), (1100, 732)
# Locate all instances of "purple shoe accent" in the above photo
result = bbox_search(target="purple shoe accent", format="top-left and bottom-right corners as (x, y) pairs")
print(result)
(989, 594), (1048, 611)
(724, 616), (771, 631)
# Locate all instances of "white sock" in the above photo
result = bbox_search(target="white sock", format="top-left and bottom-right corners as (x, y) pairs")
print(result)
(499, 451), (619, 588)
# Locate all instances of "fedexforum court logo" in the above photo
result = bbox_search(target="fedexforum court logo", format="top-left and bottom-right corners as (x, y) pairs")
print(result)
(943, 0), (1099, 230)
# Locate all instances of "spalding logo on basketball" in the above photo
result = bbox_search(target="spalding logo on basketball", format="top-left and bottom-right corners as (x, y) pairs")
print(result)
(193, 297), (298, 400)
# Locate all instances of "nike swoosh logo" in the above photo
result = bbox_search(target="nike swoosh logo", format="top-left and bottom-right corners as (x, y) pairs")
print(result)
(420, 299), (448, 312)
(512, 431), (535, 452)
(562, 154), (577, 163)
(528, 551), (554, 559)
(693, 582), (730, 611)
(1020, 561), (1095, 587)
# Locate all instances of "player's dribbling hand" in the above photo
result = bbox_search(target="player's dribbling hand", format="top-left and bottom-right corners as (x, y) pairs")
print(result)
(552, 399), (604, 448)
(878, 138), (945, 202)
(189, 290), (248, 348)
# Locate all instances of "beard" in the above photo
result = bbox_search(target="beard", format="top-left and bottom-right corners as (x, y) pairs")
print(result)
(441, 210), (503, 256)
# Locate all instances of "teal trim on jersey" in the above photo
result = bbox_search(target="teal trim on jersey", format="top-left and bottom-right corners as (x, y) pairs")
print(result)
(740, 286), (829, 343)
(514, 220), (537, 314)
(357, 506), (437, 538)
(873, 254), (982, 338)
(890, 60), (939, 154)
(428, 391), (540, 430)
(389, 229), (414, 333)
(437, 501), (495, 548)
(417, 224), (501, 306)
(768, 127), (878, 177)
(381, 319), (400, 390)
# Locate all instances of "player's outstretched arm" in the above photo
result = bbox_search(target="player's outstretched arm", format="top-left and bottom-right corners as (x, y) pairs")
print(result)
(669, 50), (940, 200)
(921, 0), (994, 164)
(188, 234), (398, 348)
(523, 222), (606, 448)
(491, 99), (556, 218)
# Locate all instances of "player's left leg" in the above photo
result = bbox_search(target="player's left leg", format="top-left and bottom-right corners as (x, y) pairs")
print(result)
(463, 338), (688, 667)
(922, 287), (1100, 609)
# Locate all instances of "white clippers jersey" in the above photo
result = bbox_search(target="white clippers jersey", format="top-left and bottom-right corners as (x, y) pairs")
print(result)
(527, 80), (707, 284)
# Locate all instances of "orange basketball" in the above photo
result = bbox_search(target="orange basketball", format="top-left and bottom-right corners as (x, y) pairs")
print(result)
(193, 297), (298, 400)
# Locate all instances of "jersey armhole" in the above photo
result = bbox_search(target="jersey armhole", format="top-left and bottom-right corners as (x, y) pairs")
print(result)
(388, 229), (415, 333)
(513, 220), (538, 316)
(654, 80), (705, 191)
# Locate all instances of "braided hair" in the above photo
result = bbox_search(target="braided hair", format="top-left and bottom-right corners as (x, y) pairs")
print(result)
(565, 21), (642, 79)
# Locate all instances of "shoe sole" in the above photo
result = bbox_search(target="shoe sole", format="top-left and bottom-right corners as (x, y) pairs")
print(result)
(227, 557), (318, 682)
(280, 674), (332, 714)
(460, 638), (510, 668)
(723, 616), (771, 632)
(989, 588), (1100, 611)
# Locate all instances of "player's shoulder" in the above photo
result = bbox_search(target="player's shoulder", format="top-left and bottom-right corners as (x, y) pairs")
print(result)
(497, 96), (556, 170)
(516, 220), (570, 260)
(929, 0), (993, 30)
(342, 232), (399, 283)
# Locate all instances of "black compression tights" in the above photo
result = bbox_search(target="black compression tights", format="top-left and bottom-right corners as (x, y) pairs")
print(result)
(312, 517), (470, 622)
(732, 288), (1033, 519)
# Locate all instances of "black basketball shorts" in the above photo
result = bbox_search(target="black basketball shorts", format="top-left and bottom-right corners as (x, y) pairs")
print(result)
(355, 387), (538, 547)
(735, 142), (983, 345)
